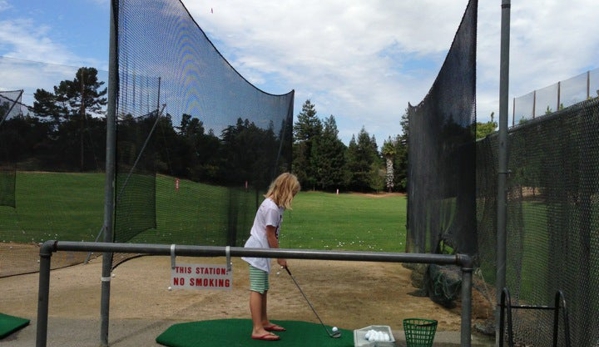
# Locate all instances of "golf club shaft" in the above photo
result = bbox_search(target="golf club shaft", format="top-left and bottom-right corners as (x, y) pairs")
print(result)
(284, 267), (336, 337)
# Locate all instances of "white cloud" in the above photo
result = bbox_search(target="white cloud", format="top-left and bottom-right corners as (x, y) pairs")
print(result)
(182, 0), (476, 142)
(509, 1), (599, 92)
(1, 0), (598, 143)
(475, 0), (599, 124)
(0, 17), (80, 105)
(0, 19), (72, 64)
(0, 1), (108, 105)
(0, 0), (10, 11)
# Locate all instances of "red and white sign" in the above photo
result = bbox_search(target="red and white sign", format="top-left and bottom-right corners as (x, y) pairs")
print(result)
(170, 263), (232, 290)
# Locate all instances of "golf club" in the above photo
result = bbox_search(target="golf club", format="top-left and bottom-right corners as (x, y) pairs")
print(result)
(284, 266), (342, 338)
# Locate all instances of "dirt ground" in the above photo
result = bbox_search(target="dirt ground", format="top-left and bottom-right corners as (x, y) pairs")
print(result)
(0, 253), (493, 332)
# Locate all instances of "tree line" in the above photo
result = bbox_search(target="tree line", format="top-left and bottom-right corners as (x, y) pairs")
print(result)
(292, 99), (408, 193)
(0, 67), (498, 193)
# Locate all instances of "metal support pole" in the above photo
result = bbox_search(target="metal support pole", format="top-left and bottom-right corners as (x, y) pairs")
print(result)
(496, 0), (511, 345)
(587, 70), (590, 99)
(459, 255), (473, 347)
(557, 81), (561, 111)
(100, 1), (119, 345)
(36, 241), (55, 347)
(532, 90), (537, 119)
(512, 97), (515, 127)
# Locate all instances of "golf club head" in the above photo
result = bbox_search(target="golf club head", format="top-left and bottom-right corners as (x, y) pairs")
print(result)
(331, 331), (342, 338)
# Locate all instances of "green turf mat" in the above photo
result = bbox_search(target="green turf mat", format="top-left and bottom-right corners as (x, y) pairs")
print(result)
(156, 319), (353, 347)
(0, 313), (30, 339)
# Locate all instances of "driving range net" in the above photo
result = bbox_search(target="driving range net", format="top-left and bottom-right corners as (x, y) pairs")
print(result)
(406, 0), (599, 345)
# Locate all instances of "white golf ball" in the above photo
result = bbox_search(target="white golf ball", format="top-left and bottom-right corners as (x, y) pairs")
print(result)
(168, 286), (172, 291)
(332, 327), (338, 332)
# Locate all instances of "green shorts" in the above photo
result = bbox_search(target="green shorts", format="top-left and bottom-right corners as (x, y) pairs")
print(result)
(249, 265), (269, 294)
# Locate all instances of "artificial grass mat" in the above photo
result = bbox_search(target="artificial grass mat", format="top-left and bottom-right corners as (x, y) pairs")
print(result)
(156, 319), (354, 347)
(0, 313), (30, 339)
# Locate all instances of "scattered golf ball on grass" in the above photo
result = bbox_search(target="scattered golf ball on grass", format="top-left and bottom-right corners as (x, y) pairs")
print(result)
(332, 327), (338, 332)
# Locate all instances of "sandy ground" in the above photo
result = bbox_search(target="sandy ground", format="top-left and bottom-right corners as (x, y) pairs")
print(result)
(1, 255), (493, 332)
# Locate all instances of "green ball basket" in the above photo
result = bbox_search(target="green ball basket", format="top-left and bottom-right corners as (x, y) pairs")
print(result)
(403, 318), (438, 347)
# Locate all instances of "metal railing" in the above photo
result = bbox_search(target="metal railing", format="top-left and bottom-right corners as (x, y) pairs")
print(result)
(36, 240), (474, 347)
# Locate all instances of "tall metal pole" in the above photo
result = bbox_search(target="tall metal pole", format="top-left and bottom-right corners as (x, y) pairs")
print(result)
(496, 0), (511, 344)
(100, 1), (118, 345)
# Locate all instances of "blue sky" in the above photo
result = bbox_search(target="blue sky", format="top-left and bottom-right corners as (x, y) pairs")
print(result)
(1, 0), (599, 145)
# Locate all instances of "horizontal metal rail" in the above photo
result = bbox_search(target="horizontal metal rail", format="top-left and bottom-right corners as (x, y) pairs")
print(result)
(36, 240), (474, 347)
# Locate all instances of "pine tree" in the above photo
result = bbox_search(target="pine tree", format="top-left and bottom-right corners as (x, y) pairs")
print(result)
(33, 67), (107, 171)
(345, 127), (381, 192)
(393, 110), (409, 192)
(292, 100), (322, 189)
(312, 115), (347, 191)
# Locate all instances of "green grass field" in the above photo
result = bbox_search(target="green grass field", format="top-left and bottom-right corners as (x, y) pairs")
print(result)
(0, 172), (408, 252)
(0, 172), (105, 242)
(281, 191), (407, 252)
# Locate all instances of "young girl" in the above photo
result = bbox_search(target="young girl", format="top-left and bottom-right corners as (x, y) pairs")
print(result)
(242, 172), (300, 341)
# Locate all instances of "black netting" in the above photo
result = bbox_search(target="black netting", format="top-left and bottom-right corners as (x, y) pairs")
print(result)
(113, 0), (294, 246)
(0, 90), (23, 207)
(477, 98), (599, 346)
(407, 0), (599, 344)
(405, 0), (599, 342)
(406, 0), (477, 256)
(0, 90), (26, 122)
(0, 90), (23, 208)
(0, 83), (106, 277)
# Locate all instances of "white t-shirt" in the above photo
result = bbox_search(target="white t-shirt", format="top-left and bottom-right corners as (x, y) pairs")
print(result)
(242, 198), (284, 272)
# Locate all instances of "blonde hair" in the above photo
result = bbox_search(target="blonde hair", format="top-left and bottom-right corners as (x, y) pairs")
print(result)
(265, 172), (300, 209)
